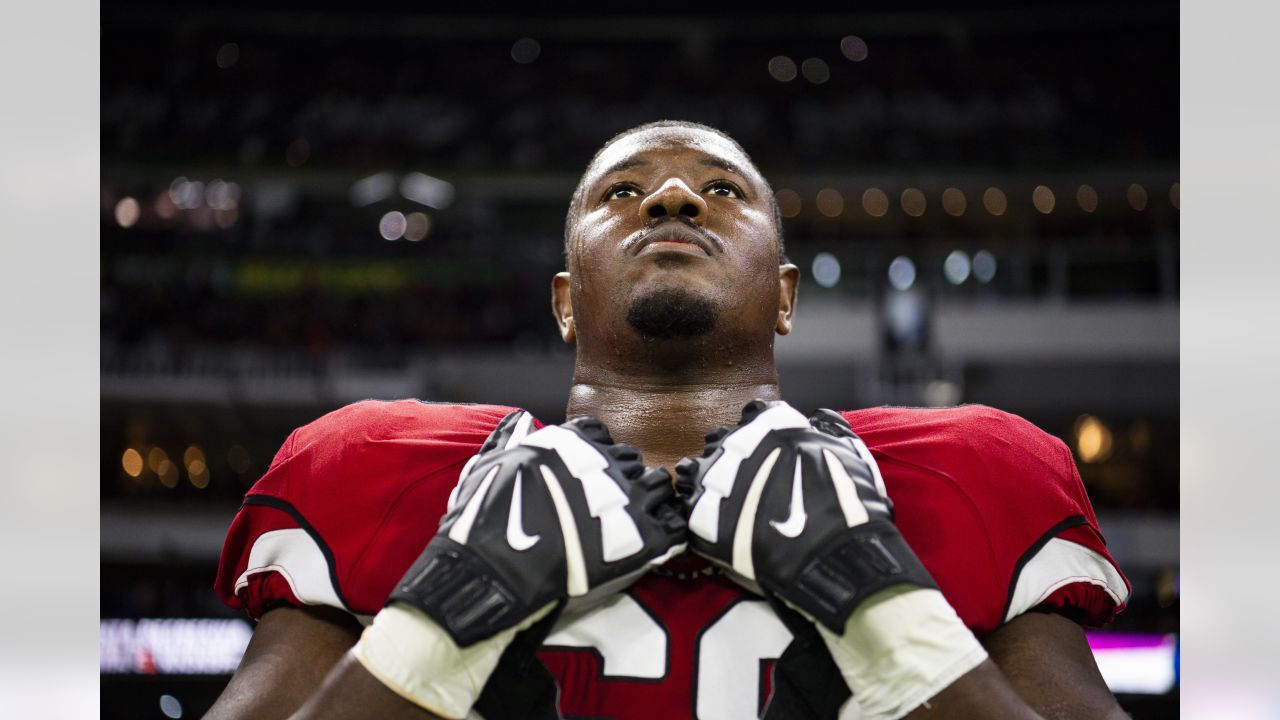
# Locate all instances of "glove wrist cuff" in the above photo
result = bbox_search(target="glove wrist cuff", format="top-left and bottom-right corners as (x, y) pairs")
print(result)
(389, 539), (528, 647)
(353, 601), (553, 719)
(816, 586), (988, 720)
(771, 520), (938, 633)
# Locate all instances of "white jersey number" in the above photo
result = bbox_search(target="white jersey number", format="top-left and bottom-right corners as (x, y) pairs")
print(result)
(544, 594), (864, 719)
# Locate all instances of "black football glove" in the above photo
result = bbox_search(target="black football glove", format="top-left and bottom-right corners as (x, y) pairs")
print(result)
(394, 410), (687, 645)
(678, 400), (989, 720)
(353, 411), (686, 719)
(677, 399), (935, 633)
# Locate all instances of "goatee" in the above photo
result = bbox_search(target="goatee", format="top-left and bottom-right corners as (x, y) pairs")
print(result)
(626, 287), (717, 340)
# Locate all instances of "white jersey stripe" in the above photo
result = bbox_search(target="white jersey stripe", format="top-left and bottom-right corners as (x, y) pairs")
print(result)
(234, 528), (344, 611)
(1004, 537), (1130, 623)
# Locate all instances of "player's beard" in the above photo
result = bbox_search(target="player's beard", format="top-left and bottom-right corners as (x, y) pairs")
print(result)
(626, 286), (717, 340)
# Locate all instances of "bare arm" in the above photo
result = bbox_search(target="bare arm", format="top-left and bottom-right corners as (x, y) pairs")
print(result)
(899, 610), (1128, 720)
(203, 606), (363, 720)
(290, 652), (445, 720)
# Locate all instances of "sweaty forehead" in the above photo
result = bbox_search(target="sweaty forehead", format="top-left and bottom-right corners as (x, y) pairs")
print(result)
(583, 127), (764, 191)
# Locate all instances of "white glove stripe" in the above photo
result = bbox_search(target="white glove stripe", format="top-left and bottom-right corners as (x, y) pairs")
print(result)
(731, 446), (783, 581)
(521, 426), (608, 473)
(539, 464), (589, 597)
(848, 435), (889, 500)
(701, 454), (741, 497)
(823, 448), (870, 528)
(447, 465), (502, 545)
(688, 489), (722, 543)
(580, 469), (644, 562)
(578, 468), (630, 515)
(524, 425), (646, 563)
(503, 412), (536, 449)
(690, 405), (808, 544)
(722, 404), (810, 456)
(599, 504), (646, 562)
(688, 455), (743, 543)
(448, 454), (480, 512)
(447, 412), (534, 513)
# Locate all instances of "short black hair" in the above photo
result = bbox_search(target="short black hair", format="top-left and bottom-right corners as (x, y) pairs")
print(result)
(563, 120), (787, 264)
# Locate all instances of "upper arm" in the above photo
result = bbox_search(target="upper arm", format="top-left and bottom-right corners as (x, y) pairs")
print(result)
(204, 605), (363, 720)
(982, 610), (1128, 720)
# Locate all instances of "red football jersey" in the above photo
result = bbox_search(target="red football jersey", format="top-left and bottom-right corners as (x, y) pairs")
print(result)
(215, 400), (1129, 719)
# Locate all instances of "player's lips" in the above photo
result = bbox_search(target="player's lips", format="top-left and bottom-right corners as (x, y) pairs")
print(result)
(629, 223), (718, 257)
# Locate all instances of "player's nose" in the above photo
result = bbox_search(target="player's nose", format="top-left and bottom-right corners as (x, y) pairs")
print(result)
(639, 178), (708, 226)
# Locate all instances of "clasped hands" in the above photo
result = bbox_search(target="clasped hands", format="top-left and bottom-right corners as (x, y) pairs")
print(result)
(354, 400), (986, 720)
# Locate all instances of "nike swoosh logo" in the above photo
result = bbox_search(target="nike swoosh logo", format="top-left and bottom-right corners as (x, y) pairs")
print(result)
(507, 470), (540, 551)
(769, 457), (807, 538)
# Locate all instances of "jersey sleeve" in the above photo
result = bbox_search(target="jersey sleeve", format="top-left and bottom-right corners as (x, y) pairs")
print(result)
(842, 405), (1130, 636)
(213, 399), (533, 621)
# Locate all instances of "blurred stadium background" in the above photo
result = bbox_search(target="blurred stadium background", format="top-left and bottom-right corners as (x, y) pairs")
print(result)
(100, 3), (1178, 718)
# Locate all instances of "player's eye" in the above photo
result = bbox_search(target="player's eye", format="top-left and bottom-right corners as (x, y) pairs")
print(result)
(604, 183), (642, 201)
(705, 181), (742, 199)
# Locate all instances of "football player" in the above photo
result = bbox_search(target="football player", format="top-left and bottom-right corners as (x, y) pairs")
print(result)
(206, 121), (1131, 719)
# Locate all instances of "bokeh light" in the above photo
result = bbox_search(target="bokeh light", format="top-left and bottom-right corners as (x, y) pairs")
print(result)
(215, 43), (239, 70)
(812, 252), (841, 288)
(1075, 414), (1114, 463)
(159, 694), (183, 719)
(404, 212), (431, 242)
(1032, 185), (1056, 214)
(159, 462), (179, 489)
(183, 446), (205, 471)
(121, 449), (143, 478)
(147, 447), (169, 474)
(982, 187), (1007, 216)
(511, 37), (541, 64)
(399, 172), (455, 210)
(768, 56), (797, 82)
(944, 250), (971, 285)
(205, 180), (239, 211)
(379, 211), (407, 240)
(1077, 184), (1099, 213)
(114, 197), (140, 228)
(941, 187), (966, 216)
(901, 188), (927, 217)
(189, 458), (210, 489)
(169, 178), (204, 210)
(214, 207), (239, 229)
(154, 191), (177, 220)
(816, 188), (844, 217)
(861, 188), (889, 217)
(227, 445), (251, 475)
(972, 250), (997, 283)
(888, 256), (916, 291)
(840, 35), (869, 62)
(801, 58), (830, 84)
(1128, 183), (1148, 211)
(774, 189), (802, 218)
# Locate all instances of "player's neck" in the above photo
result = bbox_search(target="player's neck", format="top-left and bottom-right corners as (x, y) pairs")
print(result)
(565, 362), (781, 473)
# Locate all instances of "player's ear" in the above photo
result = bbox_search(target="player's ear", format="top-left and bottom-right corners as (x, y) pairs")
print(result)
(552, 272), (576, 343)
(776, 264), (799, 335)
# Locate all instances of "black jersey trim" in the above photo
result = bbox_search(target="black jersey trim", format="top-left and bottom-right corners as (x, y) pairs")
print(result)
(242, 494), (354, 613)
(999, 514), (1089, 623)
